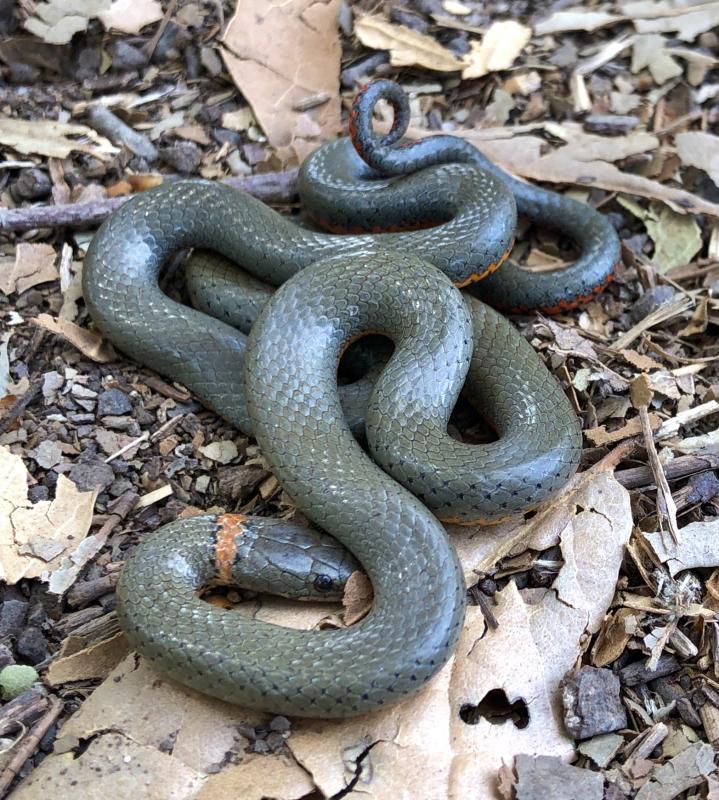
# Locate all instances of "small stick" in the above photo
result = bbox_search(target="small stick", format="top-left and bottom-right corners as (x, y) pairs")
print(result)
(144, 0), (178, 60)
(0, 169), (300, 234)
(0, 697), (63, 799)
(86, 105), (158, 161)
(616, 453), (719, 490)
(656, 400), (719, 440)
(67, 573), (119, 607)
(0, 379), (42, 435)
(631, 374), (680, 544)
(469, 585), (498, 630)
(103, 430), (149, 463)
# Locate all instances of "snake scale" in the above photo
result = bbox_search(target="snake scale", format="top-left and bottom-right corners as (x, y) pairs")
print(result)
(83, 80), (618, 717)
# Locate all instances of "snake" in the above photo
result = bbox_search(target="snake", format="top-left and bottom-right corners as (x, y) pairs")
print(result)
(79, 79), (612, 716)
(299, 79), (621, 313)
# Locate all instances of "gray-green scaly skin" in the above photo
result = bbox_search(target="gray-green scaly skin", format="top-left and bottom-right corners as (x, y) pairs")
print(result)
(185, 251), (580, 520)
(84, 176), (580, 716)
(118, 256), (469, 717)
(84, 176), (513, 434)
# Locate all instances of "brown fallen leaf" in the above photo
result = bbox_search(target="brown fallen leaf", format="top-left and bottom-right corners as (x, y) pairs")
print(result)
(618, 196), (703, 272)
(644, 519), (719, 577)
(355, 13), (465, 72)
(12, 732), (204, 800)
(32, 313), (116, 363)
(342, 570), (373, 626)
(0, 447), (98, 585)
(17, 461), (632, 798)
(221, 0), (342, 165)
(0, 243), (58, 295)
(534, 9), (624, 35)
(585, 413), (661, 446)
(401, 122), (719, 218)
(462, 20), (532, 79)
(97, 0), (164, 34)
(0, 117), (118, 159)
(619, 349), (663, 371)
(675, 131), (719, 188)
(45, 632), (129, 686)
(23, 0), (111, 44)
(592, 607), (638, 668)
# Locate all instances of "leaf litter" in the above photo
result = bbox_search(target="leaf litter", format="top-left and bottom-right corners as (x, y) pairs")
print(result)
(3, 0), (719, 797)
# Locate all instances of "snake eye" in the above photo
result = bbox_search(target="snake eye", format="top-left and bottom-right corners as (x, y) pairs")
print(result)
(313, 574), (334, 593)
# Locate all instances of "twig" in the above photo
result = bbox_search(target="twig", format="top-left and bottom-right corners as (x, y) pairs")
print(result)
(0, 169), (300, 234)
(0, 690), (48, 739)
(469, 585), (498, 630)
(104, 430), (149, 463)
(612, 294), (696, 350)
(616, 453), (719, 490)
(656, 400), (719, 440)
(86, 105), (158, 161)
(631, 375), (680, 545)
(67, 574), (119, 607)
(0, 697), (63, 799)
(144, 0), (178, 60)
(0, 379), (42, 435)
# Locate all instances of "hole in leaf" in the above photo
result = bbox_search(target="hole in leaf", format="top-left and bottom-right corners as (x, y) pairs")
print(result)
(459, 689), (529, 728)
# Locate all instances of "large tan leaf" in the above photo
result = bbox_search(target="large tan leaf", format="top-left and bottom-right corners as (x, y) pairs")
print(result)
(15, 459), (632, 798)
(221, 0), (342, 166)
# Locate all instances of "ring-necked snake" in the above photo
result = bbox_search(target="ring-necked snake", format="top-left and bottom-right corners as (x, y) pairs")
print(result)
(82, 80), (618, 717)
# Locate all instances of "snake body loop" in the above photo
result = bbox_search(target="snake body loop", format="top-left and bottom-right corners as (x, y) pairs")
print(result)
(117, 255), (469, 717)
(299, 79), (621, 313)
(83, 83), (597, 715)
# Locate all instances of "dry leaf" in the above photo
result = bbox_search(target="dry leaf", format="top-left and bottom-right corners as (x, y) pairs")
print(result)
(585, 413), (661, 446)
(32, 313), (116, 363)
(45, 632), (129, 686)
(221, 0), (341, 165)
(631, 33), (683, 83)
(0, 447), (97, 584)
(618, 197), (703, 272)
(0, 243), (58, 295)
(676, 131), (719, 188)
(22, 0), (111, 44)
(12, 732), (204, 800)
(97, 0), (164, 34)
(342, 570), (373, 625)
(462, 21), (532, 79)
(355, 13), (465, 72)
(0, 117), (118, 159)
(535, 9), (624, 35)
(645, 519), (719, 576)
(619, 349), (663, 371)
(401, 122), (719, 218)
(592, 607), (637, 667)
(16, 462), (631, 798)
(624, 0), (719, 42)
(634, 742), (715, 800)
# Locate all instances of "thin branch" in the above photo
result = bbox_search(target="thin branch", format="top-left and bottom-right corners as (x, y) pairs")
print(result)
(0, 697), (63, 799)
(0, 169), (299, 234)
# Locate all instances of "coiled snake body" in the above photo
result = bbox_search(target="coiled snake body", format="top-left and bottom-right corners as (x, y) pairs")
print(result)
(83, 82), (617, 717)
